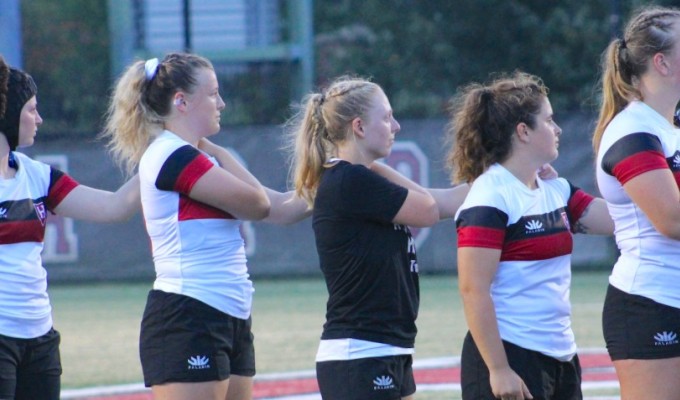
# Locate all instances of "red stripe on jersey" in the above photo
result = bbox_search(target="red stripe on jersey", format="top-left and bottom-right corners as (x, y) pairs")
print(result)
(502, 230), (572, 261)
(45, 173), (79, 211)
(611, 150), (667, 185)
(567, 189), (594, 223)
(457, 226), (505, 249)
(178, 194), (235, 221)
(0, 220), (45, 244)
(174, 156), (214, 195)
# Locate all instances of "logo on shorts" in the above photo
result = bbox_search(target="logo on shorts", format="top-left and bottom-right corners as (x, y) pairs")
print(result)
(373, 375), (395, 390)
(0, 207), (7, 219)
(654, 331), (679, 346)
(187, 355), (211, 370)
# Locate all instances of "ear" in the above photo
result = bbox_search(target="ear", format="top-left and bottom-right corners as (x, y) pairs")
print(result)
(173, 94), (186, 109)
(652, 53), (671, 76)
(351, 117), (365, 138)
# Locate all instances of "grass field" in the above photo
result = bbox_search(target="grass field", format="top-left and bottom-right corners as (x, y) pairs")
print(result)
(51, 270), (614, 396)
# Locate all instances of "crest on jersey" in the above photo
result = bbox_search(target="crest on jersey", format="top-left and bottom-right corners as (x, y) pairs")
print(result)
(561, 211), (570, 231)
(34, 202), (47, 226)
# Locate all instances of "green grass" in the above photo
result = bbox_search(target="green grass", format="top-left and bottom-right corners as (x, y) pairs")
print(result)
(51, 271), (613, 396)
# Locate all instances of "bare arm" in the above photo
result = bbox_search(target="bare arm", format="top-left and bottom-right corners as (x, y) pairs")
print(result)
(428, 184), (470, 220)
(369, 161), (438, 227)
(54, 174), (141, 222)
(623, 169), (680, 239)
(187, 139), (270, 221)
(262, 187), (312, 225)
(572, 198), (614, 235)
(458, 247), (533, 400)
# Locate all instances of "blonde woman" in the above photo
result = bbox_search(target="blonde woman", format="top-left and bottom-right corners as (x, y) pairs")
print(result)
(593, 6), (680, 400)
(103, 52), (277, 400)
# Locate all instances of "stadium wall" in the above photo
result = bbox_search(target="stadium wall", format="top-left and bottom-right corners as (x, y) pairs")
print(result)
(25, 116), (618, 283)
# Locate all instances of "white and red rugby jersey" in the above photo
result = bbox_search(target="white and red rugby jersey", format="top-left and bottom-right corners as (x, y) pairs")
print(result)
(140, 131), (253, 319)
(455, 164), (594, 360)
(596, 100), (680, 309)
(0, 151), (78, 338)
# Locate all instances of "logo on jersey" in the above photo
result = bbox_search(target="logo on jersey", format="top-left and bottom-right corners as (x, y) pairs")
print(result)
(524, 219), (544, 233)
(0, 207), (7, 219)
(654, 331), (679, 346)
(373, 375), (395, 390)
(672, 153), (680, 170)
(187, 355), (211, 369)
(33, 202), (47, 226)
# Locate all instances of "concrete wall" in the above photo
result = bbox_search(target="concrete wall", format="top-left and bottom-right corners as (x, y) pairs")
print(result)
(25, 116), (617, 283)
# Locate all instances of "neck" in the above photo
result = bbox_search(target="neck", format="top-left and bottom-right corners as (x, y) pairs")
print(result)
(337, 143), (372, 166)
(164, 121), (201, 147)
(639, 77), (679, 124)
(501, 155), (540, 189)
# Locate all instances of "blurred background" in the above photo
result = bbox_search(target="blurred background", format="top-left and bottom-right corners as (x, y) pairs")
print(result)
(1, 0), (672, 283)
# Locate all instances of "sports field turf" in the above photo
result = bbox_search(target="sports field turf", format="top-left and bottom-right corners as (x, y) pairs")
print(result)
(51, 270), (612, 392)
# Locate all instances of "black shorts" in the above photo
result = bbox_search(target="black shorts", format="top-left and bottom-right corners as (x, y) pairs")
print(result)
(139, 290), (256, 387)
(316, 355), (415, 400)
(603, 284), (680, 361)
(461, 332), (582, 400)
(0, 328), (62, 400)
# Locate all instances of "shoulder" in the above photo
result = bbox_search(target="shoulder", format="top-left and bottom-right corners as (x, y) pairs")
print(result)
(461, 167), (510, 211)
(13, 152), (51, 175)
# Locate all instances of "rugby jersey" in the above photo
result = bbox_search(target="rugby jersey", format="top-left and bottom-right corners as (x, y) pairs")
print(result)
(139, 130), (253, 319)
(596, 100), (680, 309)
(455, 163), (594, 360)
(0, 151), (78, 338)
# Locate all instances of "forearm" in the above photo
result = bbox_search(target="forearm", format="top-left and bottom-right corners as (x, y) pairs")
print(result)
(369, 161), (429, 194)
(428, 184), (470, 220)
(262, 188), (312, 225)
(199, 139), (265, 191)
(461, 291), (509, 372)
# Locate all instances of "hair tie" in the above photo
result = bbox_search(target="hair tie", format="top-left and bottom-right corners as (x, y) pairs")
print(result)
(144, 58), (160, 81)
(619, 38), (627, 50)
(318, 93), (326, 106)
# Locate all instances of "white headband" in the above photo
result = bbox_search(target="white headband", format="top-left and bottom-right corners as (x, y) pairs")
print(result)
(144, 58), (160, 81)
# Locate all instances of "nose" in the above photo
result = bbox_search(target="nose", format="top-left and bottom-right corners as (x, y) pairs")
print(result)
(217, 94), (226, 111)
(36, 111), (43, 127)
(555, 123), (562, 136)
(392, 117), (400, 134)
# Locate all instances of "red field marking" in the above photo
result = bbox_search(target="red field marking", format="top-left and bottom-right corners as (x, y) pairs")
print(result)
(68, 352), (616, 399)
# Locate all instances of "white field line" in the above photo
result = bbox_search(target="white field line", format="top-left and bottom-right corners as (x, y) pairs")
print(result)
(61, 349), (619, 399)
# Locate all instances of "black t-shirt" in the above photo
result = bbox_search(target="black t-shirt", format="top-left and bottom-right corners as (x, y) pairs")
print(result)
(312, 161), (419, 348)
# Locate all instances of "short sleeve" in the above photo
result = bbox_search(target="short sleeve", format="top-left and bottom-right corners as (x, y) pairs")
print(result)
(601, 132), (667, 185)
(155, 145), (214, 194)
(339, 165), (408, 224)
(45, 168), (79, 211)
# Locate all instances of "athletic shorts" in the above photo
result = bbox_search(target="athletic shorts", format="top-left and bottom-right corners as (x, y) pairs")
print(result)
(139, 290), (256, 387)
(603, 284), (680, 361)
(461, 332), (582, 400)
(316, 355), (415, 400)
(0, 328), (62, 400)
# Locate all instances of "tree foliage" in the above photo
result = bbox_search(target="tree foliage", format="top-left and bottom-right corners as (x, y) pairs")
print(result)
(22, 0), (110, 136)
(19, 0), (680, 135)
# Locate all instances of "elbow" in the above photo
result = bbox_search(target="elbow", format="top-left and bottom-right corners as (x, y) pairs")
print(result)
(250, 197), (271, 221)
(418, 201), (440, 227)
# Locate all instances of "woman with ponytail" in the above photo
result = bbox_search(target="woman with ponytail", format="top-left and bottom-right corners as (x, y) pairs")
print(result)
(0, 56), (139, 399)
(288, 75), (471, 399)
(450, 72), (612, 400)
(593, 6), (680, 399)
(103, 52), (311, 400)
